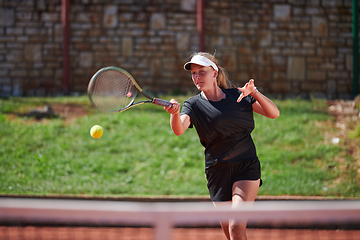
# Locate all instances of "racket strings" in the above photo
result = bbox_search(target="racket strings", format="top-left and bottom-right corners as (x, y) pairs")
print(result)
(91, 70), (136, 112)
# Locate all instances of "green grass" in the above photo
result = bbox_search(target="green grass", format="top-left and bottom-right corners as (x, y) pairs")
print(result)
(0, 96), (359, 198)
(348, 123), (360, 139)
(253, 99), (347, 196)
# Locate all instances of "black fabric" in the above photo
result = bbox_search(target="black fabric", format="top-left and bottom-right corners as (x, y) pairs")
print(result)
(205, 159), (262, 202)
(181, 88), (258, 169)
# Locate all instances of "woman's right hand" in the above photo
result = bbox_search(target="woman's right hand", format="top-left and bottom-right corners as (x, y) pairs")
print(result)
(164, 99), (180, 115)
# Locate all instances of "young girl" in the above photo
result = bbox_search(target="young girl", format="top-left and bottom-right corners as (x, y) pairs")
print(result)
(165, 52), (279, 240)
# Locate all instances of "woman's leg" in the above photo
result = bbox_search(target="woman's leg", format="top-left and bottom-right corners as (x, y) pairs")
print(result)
(212, 179), (260, 240)
(229, 179), (260, 240)
(212, 201), (231, 240)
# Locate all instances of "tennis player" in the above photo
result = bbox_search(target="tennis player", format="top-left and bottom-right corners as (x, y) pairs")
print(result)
(165, 52), (280, 240)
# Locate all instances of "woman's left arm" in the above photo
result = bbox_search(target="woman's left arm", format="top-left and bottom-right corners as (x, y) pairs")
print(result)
(237, 79), (280, 119)
(250, 89), (280, 119)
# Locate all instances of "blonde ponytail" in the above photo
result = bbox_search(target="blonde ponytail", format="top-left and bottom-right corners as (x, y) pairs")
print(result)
(191, 52), (234, 89)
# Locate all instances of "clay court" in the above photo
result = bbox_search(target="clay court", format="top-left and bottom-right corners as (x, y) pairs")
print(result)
(1, 226), (360, 240)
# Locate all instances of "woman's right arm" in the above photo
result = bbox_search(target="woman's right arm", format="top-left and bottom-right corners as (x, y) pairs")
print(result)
(165, 99), (191, 136)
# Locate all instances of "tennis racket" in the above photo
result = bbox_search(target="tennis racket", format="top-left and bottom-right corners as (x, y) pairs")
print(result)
(87, 66), (172, 112)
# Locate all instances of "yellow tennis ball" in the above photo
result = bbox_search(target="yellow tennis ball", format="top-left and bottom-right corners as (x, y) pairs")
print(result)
(90, 125), (103, 139)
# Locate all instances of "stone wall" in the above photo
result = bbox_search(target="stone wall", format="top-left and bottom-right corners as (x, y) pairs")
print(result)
(0, 0), (358, 99)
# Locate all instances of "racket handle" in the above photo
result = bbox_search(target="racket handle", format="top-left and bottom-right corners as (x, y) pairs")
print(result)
(153, 98), (173, 107)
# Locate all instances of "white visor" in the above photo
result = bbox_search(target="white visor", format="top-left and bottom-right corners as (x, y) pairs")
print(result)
(184, 55), (218, 72)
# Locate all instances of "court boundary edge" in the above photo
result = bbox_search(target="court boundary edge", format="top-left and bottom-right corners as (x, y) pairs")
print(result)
(1, 194), (359, 202)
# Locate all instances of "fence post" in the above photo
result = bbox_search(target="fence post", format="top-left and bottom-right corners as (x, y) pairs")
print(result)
(197, 0), (205, 52)
(62, 0), (70, 94)
(154, 212), (173, 240)
(353, 0), (359, 97)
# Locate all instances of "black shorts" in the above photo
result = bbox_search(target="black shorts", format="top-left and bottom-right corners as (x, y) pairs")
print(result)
(205, 159), (262, 202)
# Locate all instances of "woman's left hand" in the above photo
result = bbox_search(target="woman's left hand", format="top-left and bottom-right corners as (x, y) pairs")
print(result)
(237, 79), (257, 102)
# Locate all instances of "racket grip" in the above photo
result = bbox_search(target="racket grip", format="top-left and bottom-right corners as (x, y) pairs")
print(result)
(153, 98), (173, 107)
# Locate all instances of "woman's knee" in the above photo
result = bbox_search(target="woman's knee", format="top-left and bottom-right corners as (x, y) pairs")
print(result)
(232, 179), (260, 202)
(228, 220), (247, 240)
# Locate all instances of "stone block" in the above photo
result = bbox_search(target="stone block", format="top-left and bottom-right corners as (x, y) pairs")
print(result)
(180, 0), (196, 11)
(307, 71), (326, 81)
(120, 13), (133, 22)
(37, 0), (46, 11)
(77, 13), (91, 22)
(16, 12), (32, 21)
(235, 72), (251, 82)
(307, 0), (320, 5)
(299, 23), (310, 30)
(305, 7), (323, 15)
(0, 69), (7, 77)
(16, 36), (29, 42)
(273, 71), (287, 81)
(238, 56), (257, 64)
(25, 28), (46, 36)
(12, 80), (22, 96)
(25, 44), (42, 61)
(42, 69), (54, 77)
(326, 79), (336, 98)
(11, 70), (27, 77)
(149, 37), (162, 44)
(219, 16), (230, 35)
(288, 0), (305, 5)
(6, 50), (23, 62)
(151, 59), (161, 78)
(270, 81), (291, 93)
(258, 55), (271, 65)
(0, 7), (15, 26)
(6, 27), (23, 35)
(302, 40), (315, 48)
(176, 32), (189, 50)
(238, 46), (253, 55)
(307, 57), (323, 64)
(42, 13), (59, 22)
(258, 30), (272, 47)
(320, 63), (335, 70)
(1, 84), (12, 94)
(79, 52), (93, 68)
(346, 54), (352, 71)
(274, 4), (291, 21)
(322, 0), (342, 7)
(287, 57), (305, 81)
(266, 47), (280, 54)
(151, 13), (166, 30)
(301, 48), (315, 55)
(160, 44), (174, 51)
(293, 7), (304, 16)
(163, 57), (175, 71)
(312, 17), (327, 37)
(122, 37), (133, 57)
(257, 71), (272, 82)
(103, 5), (118, 28)
(301, 81), (323, 91)
(316, 47), (336, 56)
(211, 36), (224, 47)
(223, 53), (237, 71)
(0, 76), (10, 83)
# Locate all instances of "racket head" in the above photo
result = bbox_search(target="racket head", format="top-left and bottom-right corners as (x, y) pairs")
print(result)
(88, 67), (139, 112)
